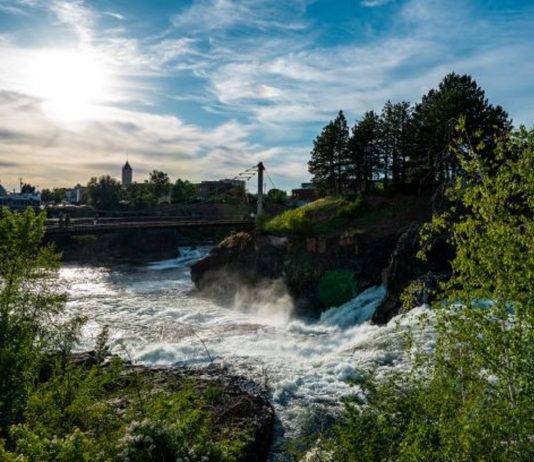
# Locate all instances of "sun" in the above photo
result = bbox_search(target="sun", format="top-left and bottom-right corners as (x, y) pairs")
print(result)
(28, 49), (109, 122)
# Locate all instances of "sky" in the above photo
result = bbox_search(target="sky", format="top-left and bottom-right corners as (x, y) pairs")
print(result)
(0, 0), (533, 193)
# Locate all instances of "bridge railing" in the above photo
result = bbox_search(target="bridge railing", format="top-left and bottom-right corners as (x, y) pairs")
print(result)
(45, 214), (252, 228)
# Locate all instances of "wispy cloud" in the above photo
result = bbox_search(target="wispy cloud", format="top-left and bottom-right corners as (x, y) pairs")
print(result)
(172, 0), (309, 34)
(361, 0), (394, 7)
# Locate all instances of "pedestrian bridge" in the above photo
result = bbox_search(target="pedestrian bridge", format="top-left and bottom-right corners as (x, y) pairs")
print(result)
(45, 216), (254, 237)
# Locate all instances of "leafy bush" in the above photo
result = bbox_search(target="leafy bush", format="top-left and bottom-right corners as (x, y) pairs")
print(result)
(317, 270), (358, 308)
(0, 208), (85, 428)
(264, 197), (347, 235)
(322, 125), (534, 461)
(336, 196), (366, 220)
(0, 208), (250, 461)
(264, 207), (312, 235)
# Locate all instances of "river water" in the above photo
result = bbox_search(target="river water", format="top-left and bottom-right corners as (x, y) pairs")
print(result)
(61, 247), (428, 459)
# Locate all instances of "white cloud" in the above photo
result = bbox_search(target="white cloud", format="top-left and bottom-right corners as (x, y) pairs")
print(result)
(50, 0), (94, 44)
(172, 0), (309, 34)
(361, 0), (393, 7)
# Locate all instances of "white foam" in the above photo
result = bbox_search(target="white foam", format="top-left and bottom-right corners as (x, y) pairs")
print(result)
(61, 250), (428, 456)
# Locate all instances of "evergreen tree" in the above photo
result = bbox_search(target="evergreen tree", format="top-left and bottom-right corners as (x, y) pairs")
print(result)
(347, 111), (380, 192)
(409, 73), (511, 191)
(308, 111), (350, 196)
(379, 101), (413, 190)
(20, 184), (35, 194)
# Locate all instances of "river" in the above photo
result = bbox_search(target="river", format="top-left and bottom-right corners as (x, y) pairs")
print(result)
(61, 247), (428, 459)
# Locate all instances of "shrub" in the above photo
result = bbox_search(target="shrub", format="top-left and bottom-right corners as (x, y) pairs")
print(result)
(0, 207), (250, 461)
(322, 125), (534, 461)
(317, 270), (358, 308)
(264, 207), (312, 235)
(336, 196), (366, 220)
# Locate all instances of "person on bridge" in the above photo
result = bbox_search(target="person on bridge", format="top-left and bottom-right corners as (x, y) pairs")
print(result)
(93, 213), (99, 226)
(65, 213), (70, 228)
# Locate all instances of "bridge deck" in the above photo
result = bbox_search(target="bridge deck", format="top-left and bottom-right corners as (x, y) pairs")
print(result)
(45, 219), (254, 236)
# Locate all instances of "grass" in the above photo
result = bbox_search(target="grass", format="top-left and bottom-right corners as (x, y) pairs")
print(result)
(263, 196), (367, 236)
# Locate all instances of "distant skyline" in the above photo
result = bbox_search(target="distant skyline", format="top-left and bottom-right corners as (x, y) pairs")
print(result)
(0, 0), (533, 192)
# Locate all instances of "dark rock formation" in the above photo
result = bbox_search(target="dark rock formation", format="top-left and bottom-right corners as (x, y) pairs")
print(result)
(190, 230), (399, 315)
(373, 224), (454, 324)
(190, 232), (289, 302)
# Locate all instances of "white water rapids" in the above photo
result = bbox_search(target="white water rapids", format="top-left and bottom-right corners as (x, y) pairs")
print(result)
(61, 247), (429, 459)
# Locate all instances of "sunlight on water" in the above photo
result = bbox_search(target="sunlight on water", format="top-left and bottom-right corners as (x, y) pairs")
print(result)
(61, 247), (429, 458)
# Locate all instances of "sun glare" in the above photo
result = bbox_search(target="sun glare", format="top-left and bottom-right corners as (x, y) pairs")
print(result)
(28, 50), (109, 122)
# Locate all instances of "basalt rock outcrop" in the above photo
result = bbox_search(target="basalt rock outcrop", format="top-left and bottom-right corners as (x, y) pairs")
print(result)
(190, 232), (289, 302)
(191, 229), (400, 315)
(373, 224), (454, 324)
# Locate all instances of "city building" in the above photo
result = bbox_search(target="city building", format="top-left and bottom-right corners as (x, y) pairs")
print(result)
(122, 160), (133, 186)
(196, 179), (246, 200)
(64, 185), (86, 204)
(0, 183), (42, 211)
(291, 182), (317, 203)
(1, 193), (41, 212)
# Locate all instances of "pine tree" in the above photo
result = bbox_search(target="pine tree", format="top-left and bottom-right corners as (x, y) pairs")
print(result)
(308, 111), (350, 196)
(347, 111), (380, 192)
(409, 73), (511, 191)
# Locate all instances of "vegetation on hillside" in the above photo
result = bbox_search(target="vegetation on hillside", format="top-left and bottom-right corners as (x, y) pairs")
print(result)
(310, 125), (534, 461)
(0, 208), (252, 461)
(263, 196), (368, 236)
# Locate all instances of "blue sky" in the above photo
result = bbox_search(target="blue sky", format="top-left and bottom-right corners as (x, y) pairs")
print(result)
(0, 0), (533, 192)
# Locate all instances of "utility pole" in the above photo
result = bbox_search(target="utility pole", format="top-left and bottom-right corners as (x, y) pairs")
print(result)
(257, 162), (265, 216)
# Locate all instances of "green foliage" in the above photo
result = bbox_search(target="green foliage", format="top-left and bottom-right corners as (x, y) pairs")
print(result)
(324, 126), (534, 461)
(336, 196), (366, 220)
(264, 206), (312, 236)
(0, 208), (84, 428)
(308, 110), (350, 196)
(264, 197), (346, 236)
(308, 73), (511, 196)
(378, 100), (413, 190)
(20, 184), (36, 194)
(409, 72), (511, 191)
(317, 270), (358, 308)
(147, 170), (171, 201)
(399, 280), (427, 311)
(86, 175), (122, 210)
(347, 110), (381, 193)
(3, 361), (246, 462)
(255, 211), (269, 231)
(171, 179), (196, 204)
(125, 182), (157, 210)
(0, 207), (251, 461)
(266, 188), (288, 205)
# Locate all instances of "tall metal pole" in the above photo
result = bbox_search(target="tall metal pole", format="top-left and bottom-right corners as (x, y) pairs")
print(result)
(257, 162), (265, 216)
